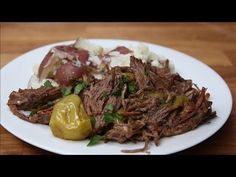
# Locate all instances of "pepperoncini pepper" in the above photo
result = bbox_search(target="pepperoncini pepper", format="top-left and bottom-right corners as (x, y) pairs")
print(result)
(172, 95), (189, 109)
(49, 94), (92, 140)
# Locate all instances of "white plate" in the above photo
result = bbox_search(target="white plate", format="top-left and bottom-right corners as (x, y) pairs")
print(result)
(0, 39), (233, 155)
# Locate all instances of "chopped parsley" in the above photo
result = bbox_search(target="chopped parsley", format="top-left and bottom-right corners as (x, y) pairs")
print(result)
(103, 112), (124, 124)
(61, 86), (72, 97)
(43, 80), (53, 88)
(87, 135), (105, 146)
(105, 103), (113, 112)
(74, 81), (88, 95)
(29, 110), (37, 117)
(159, 99), (166, 105)
(90, 116), (96, 128)
(144, 66), (149, 76)
(127, 83), (137, 94)
(47, 101), (54, 106)
(111, 89), (122, 97)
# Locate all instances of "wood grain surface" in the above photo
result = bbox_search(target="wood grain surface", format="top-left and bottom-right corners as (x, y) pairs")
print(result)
(1, 23), (236, 155)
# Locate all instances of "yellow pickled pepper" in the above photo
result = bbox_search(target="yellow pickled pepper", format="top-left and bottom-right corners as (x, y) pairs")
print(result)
(49, 94), (92, 140)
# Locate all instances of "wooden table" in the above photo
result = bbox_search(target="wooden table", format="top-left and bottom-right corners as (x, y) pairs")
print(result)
(1, 23), (236, 155)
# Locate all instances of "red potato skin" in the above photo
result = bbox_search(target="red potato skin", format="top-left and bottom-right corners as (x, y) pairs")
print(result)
(112, 46), (132, 54)
(55, 46), (89, 63)
(54, 62), (85, 86)
(38, 45), (90, 81)
(38, 51), (54, 79)
(76, 49), (89, 63)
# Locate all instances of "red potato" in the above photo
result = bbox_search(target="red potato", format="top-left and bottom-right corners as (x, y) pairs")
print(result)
(76, 49), (89, 63)
(38, 52), (53, 78)
(54, 62), (86, 86)
(38, 45), (89, 81)
(38, 51), (60, 80)
(55, 46), (89, 63)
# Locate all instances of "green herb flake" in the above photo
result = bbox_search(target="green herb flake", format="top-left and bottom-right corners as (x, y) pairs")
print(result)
(47, 101), (54, 106)
(114, 113), (123, 122)
(159, 99), (166, 105)
(111, 89), (122, 97)
(87, 135), (105, 146)
(90, 116), (96, 127)
(103, 112), (124, 124)
(144, 66), (149, 76)
(128, 83), (137, 94)
(74, 81), (88, 95)
(29, 110), (37, 117)
(103, 112), (114, 124)
(43, 80), (53, 88)
(61, 86), (72, 97)
(105, 103), (113, 112)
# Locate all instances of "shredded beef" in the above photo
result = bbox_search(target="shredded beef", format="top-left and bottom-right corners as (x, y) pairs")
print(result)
(7, 87), (61, 110)
(99, 57), (216, 149)
(7, 87), (61, 124)
(7, 55), (216, 153)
